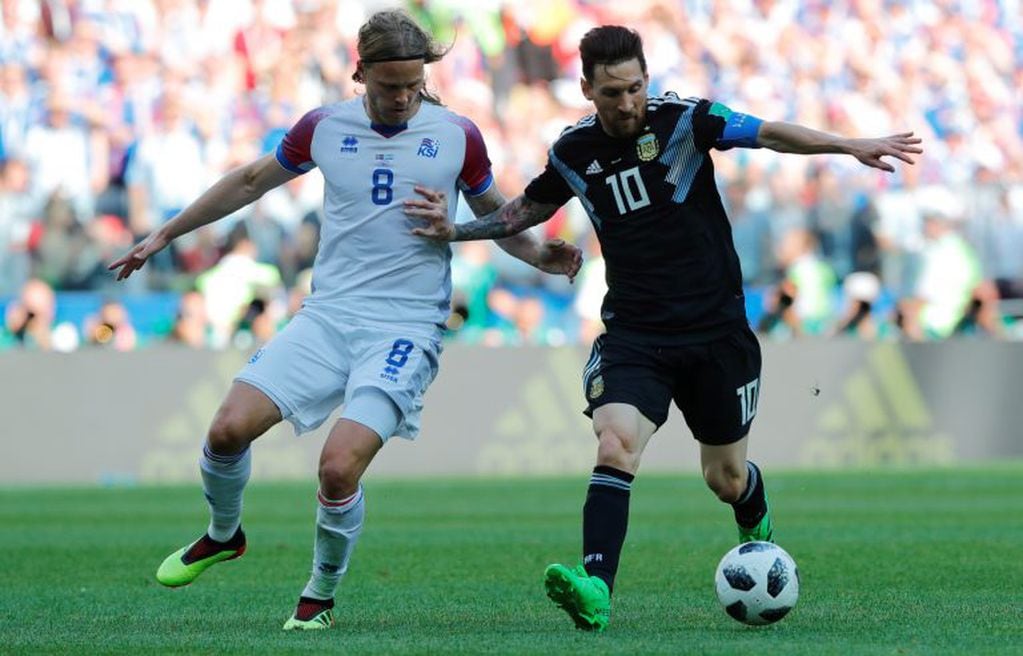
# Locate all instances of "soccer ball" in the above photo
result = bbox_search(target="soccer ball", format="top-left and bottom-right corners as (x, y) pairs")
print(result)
(714, 541), (799, 625)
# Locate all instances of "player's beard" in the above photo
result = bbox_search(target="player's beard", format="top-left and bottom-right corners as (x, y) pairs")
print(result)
(616, 114), (641, 137)
(604, 109), (644, 138)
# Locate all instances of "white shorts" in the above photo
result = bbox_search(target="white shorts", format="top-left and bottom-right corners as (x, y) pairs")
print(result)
(235, 311), (443, 440)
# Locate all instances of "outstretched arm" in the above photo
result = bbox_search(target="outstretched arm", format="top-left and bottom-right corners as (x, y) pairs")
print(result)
(406, 185), (580, 280)
(756, 122), (923, 172)
(109, 154), (297, 280)
(408, 186), (561, 241)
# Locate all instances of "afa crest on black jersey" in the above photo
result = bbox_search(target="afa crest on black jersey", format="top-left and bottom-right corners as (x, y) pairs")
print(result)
(525, 93), (751, 340)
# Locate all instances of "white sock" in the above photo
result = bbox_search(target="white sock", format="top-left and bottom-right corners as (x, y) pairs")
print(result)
(199, 442), (251, 542)
(301, 486), (365, 601)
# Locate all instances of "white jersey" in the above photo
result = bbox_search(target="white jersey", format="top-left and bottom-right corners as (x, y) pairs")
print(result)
(275, 97), (494, 331)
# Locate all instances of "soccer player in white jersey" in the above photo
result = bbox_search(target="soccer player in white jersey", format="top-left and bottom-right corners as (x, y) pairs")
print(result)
(108, 9), (581, 631)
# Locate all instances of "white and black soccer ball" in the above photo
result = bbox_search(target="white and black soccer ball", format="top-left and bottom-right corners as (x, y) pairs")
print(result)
(714, 541), (799, 626)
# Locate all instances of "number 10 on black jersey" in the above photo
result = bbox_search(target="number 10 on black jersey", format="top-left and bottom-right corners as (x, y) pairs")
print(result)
(605, 166), (651, 214)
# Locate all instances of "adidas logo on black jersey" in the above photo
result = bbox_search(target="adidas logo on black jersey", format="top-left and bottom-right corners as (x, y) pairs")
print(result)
(585, 160), (603, 175)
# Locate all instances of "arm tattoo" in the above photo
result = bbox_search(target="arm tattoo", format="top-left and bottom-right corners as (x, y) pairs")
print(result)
(452, 196), (555, 242)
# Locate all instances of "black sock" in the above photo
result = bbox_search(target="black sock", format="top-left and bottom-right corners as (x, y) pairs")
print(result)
(582, 465), (634, 594)
(732, 461), (767, 528)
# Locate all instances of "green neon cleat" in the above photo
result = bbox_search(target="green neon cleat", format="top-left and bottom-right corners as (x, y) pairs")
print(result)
(738, 495), (774, 544)
(283, 597), (335, 631)
(544, 563), (611, 632)
(155, 528), (246, 587)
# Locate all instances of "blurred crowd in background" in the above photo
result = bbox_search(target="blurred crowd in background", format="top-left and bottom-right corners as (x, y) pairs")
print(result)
(2, 0), (1022, 352)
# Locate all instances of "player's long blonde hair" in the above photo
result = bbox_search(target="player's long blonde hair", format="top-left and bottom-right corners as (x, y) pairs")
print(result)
(352, 9), (449, 106)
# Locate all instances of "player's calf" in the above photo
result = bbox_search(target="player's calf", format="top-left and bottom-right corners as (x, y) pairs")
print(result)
(732, 461), (774, 543)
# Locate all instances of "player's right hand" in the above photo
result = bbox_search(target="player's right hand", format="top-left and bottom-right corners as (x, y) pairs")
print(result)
(107, 231), (170, 280)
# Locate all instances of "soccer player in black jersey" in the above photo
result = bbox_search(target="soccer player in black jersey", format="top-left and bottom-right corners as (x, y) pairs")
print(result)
(408, 25), (921, 632)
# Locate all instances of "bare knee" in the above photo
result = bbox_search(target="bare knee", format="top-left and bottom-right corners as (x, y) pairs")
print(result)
(207, 405), (258, 454)
(207, 383), (281, 454)
(704, 461), (747, 503)
(318, 450), (362, 499)
(596, 429), (641, 473)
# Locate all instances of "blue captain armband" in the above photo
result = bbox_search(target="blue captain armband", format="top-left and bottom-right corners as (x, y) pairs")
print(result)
(717, 111), (764, 149)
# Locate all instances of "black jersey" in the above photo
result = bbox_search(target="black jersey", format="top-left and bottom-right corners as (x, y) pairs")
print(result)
(525, 93), (751, 340)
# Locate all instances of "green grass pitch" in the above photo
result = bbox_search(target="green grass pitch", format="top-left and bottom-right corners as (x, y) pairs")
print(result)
(2, 464), (1021, 655)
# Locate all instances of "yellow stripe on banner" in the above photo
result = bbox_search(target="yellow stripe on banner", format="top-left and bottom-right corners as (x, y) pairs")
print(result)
(868, 343), (931, 430)
(844, 370), (889, 435)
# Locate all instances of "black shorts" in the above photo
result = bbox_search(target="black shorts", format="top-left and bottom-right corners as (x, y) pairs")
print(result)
(581, 325), (762, 445)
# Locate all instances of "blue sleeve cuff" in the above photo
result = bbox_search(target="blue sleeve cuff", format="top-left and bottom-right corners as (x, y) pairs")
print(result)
(717, 113), (764, 149)
(458, 172), (494, 197)
(275, 142), (310, 174)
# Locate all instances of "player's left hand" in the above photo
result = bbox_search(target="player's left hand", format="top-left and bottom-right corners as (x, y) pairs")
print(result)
(538, 238), (583, 283)
(407, 185), (455, 241)
(848, 132), (923, 172)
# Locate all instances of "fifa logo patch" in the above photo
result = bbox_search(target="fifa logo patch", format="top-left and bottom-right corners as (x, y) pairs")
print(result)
(588, 375), (604, 400)
(417, 138), (439, 158)
(636, 133), (659, 161)
(340, 135), (359, 154)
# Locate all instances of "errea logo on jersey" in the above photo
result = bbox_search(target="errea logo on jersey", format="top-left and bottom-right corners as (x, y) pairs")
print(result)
(340, 135), (359, 154)
(417, 138), (439, 158)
